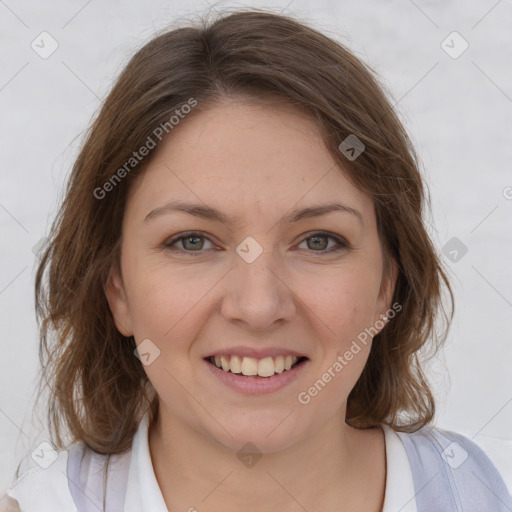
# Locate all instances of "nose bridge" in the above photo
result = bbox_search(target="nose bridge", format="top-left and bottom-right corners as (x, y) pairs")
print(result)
(221, 236), (295, 328)
(234, 236), (281, 297)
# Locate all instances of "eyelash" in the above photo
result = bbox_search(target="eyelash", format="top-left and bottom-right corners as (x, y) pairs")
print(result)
(163, 231), (349, 256)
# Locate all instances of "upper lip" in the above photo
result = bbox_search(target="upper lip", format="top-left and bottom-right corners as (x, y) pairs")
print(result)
(204, 346), (308, 359)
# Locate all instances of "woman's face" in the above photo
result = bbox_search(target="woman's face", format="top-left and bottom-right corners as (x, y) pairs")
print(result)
(106, 99), (397, 452)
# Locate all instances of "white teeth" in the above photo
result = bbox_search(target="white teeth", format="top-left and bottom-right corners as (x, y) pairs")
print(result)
(210, 355), (301, 377)
(241, 357), (258, 375)
(257, 357), (275, 377)
(274, 355), (285, 374)
(230, 355), (242, 373)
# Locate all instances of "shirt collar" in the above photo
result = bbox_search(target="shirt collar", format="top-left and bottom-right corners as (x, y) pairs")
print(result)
(124, 411), (168, 512)
(123, 412), (416, 512)
(381, 423), (417, 512)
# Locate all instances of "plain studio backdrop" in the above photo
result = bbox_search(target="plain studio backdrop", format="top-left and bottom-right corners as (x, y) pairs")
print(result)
(1, 0), (511, 495)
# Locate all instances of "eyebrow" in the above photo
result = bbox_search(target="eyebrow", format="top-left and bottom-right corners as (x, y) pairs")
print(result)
(144, 200), (364, 227)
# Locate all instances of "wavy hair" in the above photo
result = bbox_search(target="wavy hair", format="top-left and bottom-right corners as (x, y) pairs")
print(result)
(33, 9), (454, 459)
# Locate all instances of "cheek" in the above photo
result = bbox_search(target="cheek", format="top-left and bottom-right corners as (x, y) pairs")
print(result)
(125, 268), (209, 405)
(124, 258), (209, 338)
(292, 267), (379, 402)
(123, 264), (223, 400)
(297, 266), (381, 343)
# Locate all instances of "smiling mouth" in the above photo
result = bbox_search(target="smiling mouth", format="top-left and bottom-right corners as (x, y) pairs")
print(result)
(205, 355), (308, 378)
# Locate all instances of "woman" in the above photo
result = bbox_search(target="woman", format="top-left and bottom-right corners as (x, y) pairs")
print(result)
(3, 9), (511, 512)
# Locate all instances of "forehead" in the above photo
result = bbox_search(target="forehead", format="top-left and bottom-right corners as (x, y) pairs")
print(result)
(124, 100), (375, 228)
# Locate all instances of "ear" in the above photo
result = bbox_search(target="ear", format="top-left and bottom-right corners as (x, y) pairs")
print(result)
(374, 258), (399, 329)
(104, 265), (134, 337)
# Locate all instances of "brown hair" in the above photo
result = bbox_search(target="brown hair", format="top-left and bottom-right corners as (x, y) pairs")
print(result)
(34, 8), (454, 457)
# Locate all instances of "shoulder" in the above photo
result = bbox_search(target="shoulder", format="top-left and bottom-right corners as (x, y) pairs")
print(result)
(4, 441), (78, 512)
(396, 424), (505, 470)
(4, 440), (131, 512)
(395, 425), (512, 510)
(0, 496), (21, 512)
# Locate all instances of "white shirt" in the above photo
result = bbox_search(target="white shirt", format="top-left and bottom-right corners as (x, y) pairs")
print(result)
(381, 424), (417, 512)
(6, 415), (418, 511)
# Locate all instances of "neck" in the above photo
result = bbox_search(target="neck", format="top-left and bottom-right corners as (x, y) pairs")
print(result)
(148, 406), (386, 512)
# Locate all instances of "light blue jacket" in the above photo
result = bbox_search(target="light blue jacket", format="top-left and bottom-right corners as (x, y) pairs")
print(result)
(395, 426), (512, 511)
(6, 425), (512, 511)
(64, 425), (512, 511)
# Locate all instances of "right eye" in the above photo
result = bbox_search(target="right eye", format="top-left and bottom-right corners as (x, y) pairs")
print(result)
(163, 231), (217, 254)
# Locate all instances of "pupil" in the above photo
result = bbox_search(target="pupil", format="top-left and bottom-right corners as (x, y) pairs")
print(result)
(309, 235), (327, 250)
(184, 236), (202, 250)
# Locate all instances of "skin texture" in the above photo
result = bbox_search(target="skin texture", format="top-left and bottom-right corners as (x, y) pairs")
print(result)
(106, 99), (397, 512)
(0, 497), (21, 512)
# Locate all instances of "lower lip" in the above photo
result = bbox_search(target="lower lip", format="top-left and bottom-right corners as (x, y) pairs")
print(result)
(204, 358), (309, 394)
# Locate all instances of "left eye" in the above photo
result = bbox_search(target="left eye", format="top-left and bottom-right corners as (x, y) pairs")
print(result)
(297, 232), (348, 253)
(163, 231), (348, 255)
(164, 232), (216, 252)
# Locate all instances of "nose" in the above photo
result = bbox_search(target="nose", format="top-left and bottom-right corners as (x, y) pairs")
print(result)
(220, 246), (296, 332)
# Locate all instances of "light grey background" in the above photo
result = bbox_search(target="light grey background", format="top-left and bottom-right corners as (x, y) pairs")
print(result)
(1, 0), (511, 494)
